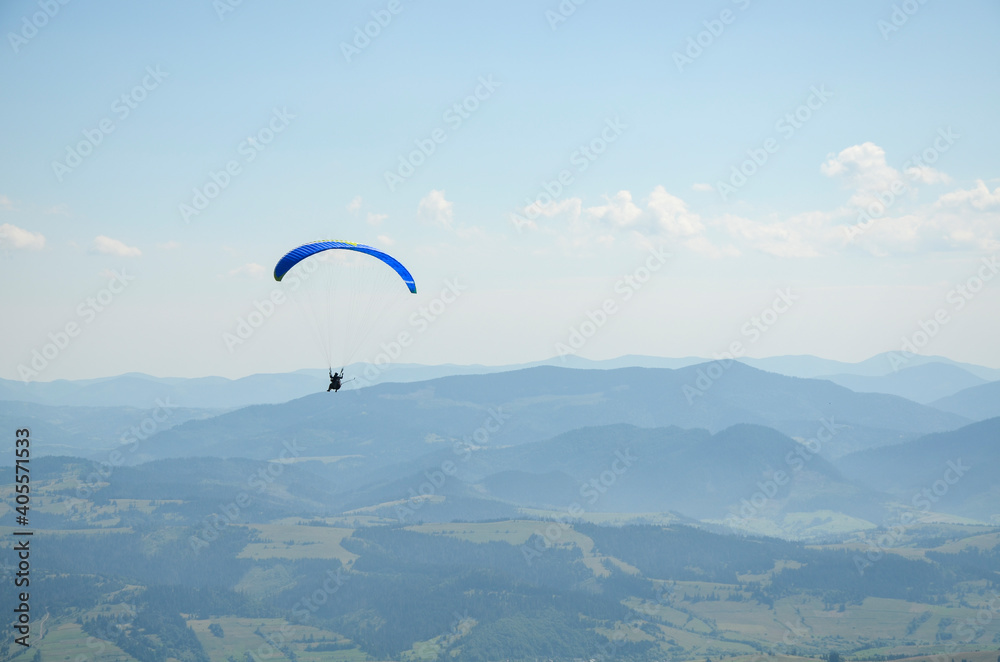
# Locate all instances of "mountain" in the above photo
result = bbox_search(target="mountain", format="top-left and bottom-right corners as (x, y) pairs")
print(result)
(0, 400), (222, 458)
(134, 363), (968, 479)
(0, 357), (708, 409)
(930, 380), (1000, 421)
(5, 354), (997, 409)
(0, 371), (328, 408)
(332, 354), (708, 384)
(817, 363), (987, 403)
(742, 353), (1000, 380)
(352, 423), (888, 530)
(27, 451), (1000, 662)
(834, 417), (1000, 521)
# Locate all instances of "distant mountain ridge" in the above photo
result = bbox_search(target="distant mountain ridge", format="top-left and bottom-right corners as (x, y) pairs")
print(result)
(816, 363), (988, 404)
(437, 423), (886, 523)
(131, 363), (968, 481)
(3, 352), (996, 409)
(13, 373), (998, 539)
(0, 371), (328, 409)
(931, 380), (1000, 421)
(0, 400), (222, 458)
(834, 416), (1000, 522)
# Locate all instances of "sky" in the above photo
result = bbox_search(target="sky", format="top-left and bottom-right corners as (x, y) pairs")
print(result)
(2, 0), (999, 380)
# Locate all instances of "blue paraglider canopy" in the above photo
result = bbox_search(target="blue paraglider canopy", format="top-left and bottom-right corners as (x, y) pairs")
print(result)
(273, 240), (416, 293)
(272, 239), (417, 373)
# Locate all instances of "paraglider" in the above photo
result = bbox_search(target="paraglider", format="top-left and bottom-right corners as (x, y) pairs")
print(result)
(328, 368), (343, 392)
(273, 240), (416, 392)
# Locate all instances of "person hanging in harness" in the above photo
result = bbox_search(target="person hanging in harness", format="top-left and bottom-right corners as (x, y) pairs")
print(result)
(327, 368), (344, 392)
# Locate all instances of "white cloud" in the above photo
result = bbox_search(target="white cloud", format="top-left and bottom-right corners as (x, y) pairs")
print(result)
(722, 214), (822, 258)
(418, 190), (454, 229)
(904, 165), (951, 185)
(852, 213), (925, 255)
(935, 180), (1000, 211)
(683, 235), (740, 258)
(226, 263), (267, 279)
(529, 197), (583, 220)
(92, 235), (141, 257)
(805, 143), (1000, 254)
(691, 182), (714, 192)
(366, 212), (387, 227)
(0, 223), (45, 250)
(586, 187), (708, 251)
(376, 234), (394, 246)
(585, 187), (704, 238)
(0, 195), (13, 210)
(513, 196), (606, 250)
(158, 240), (182, 250)
(587, 190), (644, 229)
(822, 142), (906, 207)
(645, 186), (705, 237)
(45, 203), (71, 216)
(822, 142), (953, 215)
(510, 197), (582, 234)
(517, 187), (736, 257)
(512, 142), (1000, 260)
(347, 196), (362, 212)
(843, 200), (1000, 255)
(821, 142), (895, 181)
(832, 172), (1000, 254)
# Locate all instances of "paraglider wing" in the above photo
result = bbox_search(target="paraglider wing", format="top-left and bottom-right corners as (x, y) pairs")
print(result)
(272, 239), (417, 371)
(273, 240), (417, 293)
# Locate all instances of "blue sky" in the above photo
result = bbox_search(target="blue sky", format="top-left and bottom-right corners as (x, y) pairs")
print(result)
(2, 0), (999, 380)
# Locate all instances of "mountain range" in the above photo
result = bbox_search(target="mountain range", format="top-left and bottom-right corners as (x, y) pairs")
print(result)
(3, 357), (997, 539)
(3, 352), (997, 410)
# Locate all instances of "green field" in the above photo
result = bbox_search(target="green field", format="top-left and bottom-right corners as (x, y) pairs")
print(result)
(239, 522), (359, 563)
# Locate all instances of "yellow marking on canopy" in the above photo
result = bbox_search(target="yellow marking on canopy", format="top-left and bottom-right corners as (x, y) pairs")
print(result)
(307, 239), (359, 246)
